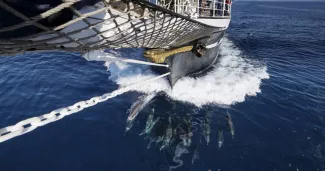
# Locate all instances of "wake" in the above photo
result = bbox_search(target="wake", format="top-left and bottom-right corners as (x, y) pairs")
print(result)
(103, 37), (269, 106)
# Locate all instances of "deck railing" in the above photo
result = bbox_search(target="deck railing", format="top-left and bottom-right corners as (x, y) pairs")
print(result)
(147, 0), (232, 18)
(197, 0), (232, 17)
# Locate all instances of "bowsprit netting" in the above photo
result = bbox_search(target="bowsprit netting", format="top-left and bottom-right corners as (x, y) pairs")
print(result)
(0, 0), (218, 56)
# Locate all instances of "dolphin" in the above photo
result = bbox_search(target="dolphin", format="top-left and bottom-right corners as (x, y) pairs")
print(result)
(191, 149), (199, 165)
(218, 129), (224, 149)
(226, 111), (235, 139)
(183, 117), (192, 146)
(203, 117), (211, 145)
(127, 93), (155, 121)
(140, 107), (160, 136)
(160, 116), (173, 150)
(125, 119), (134, 133)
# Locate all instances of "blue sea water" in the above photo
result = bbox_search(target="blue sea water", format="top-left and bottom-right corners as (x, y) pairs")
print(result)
(1, 1), (325, 171)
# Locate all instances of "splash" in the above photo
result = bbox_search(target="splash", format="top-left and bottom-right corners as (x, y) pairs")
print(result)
(101, 37), (269, 106)
(169, 142), (189, 171)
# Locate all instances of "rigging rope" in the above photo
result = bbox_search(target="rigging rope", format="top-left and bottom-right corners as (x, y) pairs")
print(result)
(0, 0), (218, 56)
(0, 72), (170, 143)
(83, 50), (169, 67)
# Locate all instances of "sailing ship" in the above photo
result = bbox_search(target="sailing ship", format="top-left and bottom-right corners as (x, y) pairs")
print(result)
(0, 0), (232, 86)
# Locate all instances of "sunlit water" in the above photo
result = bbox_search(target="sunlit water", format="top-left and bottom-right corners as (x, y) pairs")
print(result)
(0, 1), (325, 171)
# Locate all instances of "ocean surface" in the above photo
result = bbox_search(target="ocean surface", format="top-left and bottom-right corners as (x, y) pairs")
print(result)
(1, 1), (325, 171)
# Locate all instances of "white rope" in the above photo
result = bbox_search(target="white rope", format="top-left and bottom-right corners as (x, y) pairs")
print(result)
(109, 57), (169, 67)
(83, 50), (169, 67)
(0, 72), (170, 143)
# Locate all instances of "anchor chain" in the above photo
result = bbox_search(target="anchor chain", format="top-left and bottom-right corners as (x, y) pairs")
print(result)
(0, 72), (170, 143)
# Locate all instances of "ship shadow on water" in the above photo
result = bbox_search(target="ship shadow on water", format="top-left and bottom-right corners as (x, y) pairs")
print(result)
(124, 93), (235, 170)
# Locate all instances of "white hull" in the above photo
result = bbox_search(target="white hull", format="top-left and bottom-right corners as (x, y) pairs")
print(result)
(195, 18), (231, 28)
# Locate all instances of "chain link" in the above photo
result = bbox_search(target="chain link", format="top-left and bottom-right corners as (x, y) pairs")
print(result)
(0, 72), (170, 143)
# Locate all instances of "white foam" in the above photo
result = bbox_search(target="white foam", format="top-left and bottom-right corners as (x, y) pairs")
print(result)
(103, 37), (269, 107)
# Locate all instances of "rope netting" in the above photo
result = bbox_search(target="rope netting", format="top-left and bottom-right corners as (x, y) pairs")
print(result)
(0, 0), (220, 56)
